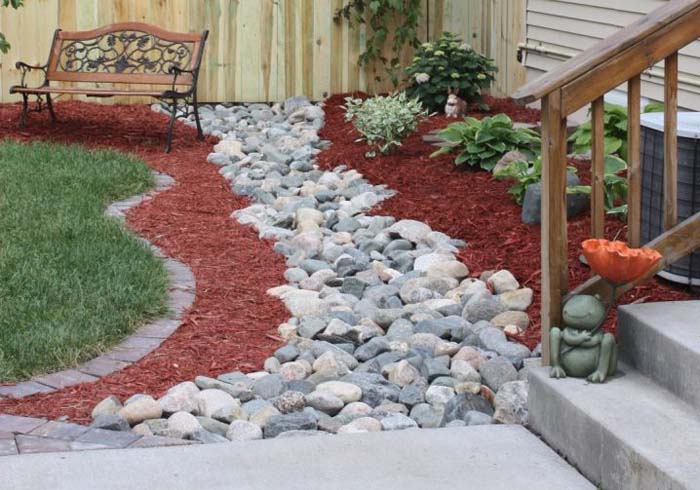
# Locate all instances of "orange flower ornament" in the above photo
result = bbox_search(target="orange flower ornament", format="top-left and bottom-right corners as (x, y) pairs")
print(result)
(582, 239), (662, 285)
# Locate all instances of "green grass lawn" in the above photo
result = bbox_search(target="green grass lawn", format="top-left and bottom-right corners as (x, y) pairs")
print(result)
(0, 141), (169, 382)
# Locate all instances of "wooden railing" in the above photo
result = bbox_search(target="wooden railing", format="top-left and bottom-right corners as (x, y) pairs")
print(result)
(511, 0), (700, 363)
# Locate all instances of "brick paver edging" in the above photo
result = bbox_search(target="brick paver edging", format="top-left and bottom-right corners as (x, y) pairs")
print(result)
(0, 172), (196, 399)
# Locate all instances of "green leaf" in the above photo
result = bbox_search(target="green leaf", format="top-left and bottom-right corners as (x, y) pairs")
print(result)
(604, 154), (627, 175)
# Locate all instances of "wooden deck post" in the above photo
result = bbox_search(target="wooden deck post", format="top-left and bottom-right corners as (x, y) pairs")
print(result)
(627, 75), (642, 247)
(664, 52), (679, 230)
(591, 96), (606, 238)
(540, 89), (569, 365)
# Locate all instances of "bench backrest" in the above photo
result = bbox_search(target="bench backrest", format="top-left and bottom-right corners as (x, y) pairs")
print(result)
(46, 22), (208, 86)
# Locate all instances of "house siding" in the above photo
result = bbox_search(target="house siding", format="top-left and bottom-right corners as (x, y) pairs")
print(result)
(522, 0), (700, 110)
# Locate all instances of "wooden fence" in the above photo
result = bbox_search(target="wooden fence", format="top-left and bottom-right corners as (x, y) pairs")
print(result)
(0, 0), (526, 103)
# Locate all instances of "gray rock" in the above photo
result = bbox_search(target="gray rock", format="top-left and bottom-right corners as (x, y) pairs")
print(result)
(441, 393), (494, 425)
(354, 337), (391, 362)
(264, 411), (318, 438)
(521, 172), (588, 224)
(253, 374), (286, 399)
(380, 412), (418, 431)
(190, 428), (228, 444)
(409, 403), (444, 428)
(399, 384), (426, 407)
(298, 316), (327, 339)
(463, 293), (507, 323)
(90, 414), (130, 431)
(479, 357), (519, 392)
(493, 380), (528, 425)
(304, 391), (345, 415)
(465, 410), (493, 426)
(274, 344), (300, 363)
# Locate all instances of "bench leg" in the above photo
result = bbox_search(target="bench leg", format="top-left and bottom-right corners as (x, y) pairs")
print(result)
(46, 94), (57, 123)
(19, 94), (28, 129)
(192, 93), (204, 141)
(165, 100), (177, 153)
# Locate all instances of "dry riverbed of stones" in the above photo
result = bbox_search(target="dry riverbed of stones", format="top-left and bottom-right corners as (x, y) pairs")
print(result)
(88, 97), (540, 444)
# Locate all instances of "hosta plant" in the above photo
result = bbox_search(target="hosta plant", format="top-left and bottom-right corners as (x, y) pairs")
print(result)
(344, 92), (428, 156)
(405, 32), (497, 112)
(431, 113), (540, 170)
(494, 157), (577, 205)
(569, 102), (664, 162)
(568, 154), (629, 217)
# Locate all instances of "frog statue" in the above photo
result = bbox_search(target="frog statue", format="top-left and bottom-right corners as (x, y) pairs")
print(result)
(550, 294), (617, 383)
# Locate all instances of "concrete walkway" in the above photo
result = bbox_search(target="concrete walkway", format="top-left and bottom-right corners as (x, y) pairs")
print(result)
(1, 425), (593, 490)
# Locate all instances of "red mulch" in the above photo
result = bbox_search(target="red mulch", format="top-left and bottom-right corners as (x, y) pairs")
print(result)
(0, 101), (288, 423)
(318, 93), (698, 349)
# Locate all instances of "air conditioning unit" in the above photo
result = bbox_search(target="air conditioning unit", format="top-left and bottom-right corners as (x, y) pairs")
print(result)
(640, 112), (700, 286)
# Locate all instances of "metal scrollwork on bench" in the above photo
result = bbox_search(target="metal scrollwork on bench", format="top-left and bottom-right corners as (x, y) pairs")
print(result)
(58, 30), (194, 75)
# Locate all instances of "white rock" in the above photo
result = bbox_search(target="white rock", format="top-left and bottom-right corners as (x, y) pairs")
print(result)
(227, 420), (263, 441)
(280, 289), (330, 317)
(159, 381), (200, 414)
(413, 253), (456, 272)
(316, 381), (362, 403)
(214, 138), (245, 159)
(337, 417), (382, 434)
(425, 385), (456, 406)
(387, 219), (432, 243)
(91, 396), (122, 420)
(487, 270), (520, 294)
(118, 396), (162, 426)
(167, 411), (201, 438)
(279, 361), (308, 381)
(493, 380), (528, 425)
(339, 402), (373, 417)
(195, 389), (237, 418)
(499, 288), (534, 311)
(426, 261), (470, 279)
(450, 359), (481, 383)
(296, 207), (324, 226)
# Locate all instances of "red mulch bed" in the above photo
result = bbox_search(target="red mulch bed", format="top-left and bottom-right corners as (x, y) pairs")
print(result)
(318, 93), (698, 349)
(0, 102), (288, 423)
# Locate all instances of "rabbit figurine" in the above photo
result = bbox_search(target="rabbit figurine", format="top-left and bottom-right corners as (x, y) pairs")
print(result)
(445, 87), (467, 118)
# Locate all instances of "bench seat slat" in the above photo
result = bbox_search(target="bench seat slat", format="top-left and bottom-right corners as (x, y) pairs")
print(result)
(11, 86), (166, 97)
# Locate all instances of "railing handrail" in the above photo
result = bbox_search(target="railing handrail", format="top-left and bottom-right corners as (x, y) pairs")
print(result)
(511, 0), (700, 105)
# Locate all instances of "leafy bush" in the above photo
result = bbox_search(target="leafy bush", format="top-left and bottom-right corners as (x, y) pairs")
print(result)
(431, 113), (540, 170)
(568, 155), (629, 216)
(495, 154), (629, 217)
(344, 92), (428, 155)
(569, 102), (664, 161)
(405, 32), (497, 112)
(494, 157), (576, 205)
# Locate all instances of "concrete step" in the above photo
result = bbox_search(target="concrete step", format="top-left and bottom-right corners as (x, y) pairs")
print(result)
(618, 300), (700, 411)
(529, 364), (700, 490)
(0, 425), (594, 490)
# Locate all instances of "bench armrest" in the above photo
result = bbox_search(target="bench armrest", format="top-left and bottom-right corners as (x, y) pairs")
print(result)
(15, 61), (48, 89)
(167, 66), (197, 95)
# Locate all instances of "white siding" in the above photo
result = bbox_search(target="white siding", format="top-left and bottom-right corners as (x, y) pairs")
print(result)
(522, 0), (700, 111)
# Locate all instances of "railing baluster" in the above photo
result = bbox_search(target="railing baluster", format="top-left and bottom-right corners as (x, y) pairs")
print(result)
(664, 51), (678, 230)
(540, 89), (569, 366)
(627, 75), (642, 247)
(591, 96), (606, 238)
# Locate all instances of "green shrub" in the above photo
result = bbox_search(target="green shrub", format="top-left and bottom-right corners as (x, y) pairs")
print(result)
(431, 113), (540, 170)
(568, 155), (629, 217)
(405, 32), (497, 112)
(569, 102), (664, 162)
(495, 154), (629, 217)
(344, 92), (428, 155)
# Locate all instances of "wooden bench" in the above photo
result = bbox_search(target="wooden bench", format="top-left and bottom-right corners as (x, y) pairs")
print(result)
(10, 22), (209, 152)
